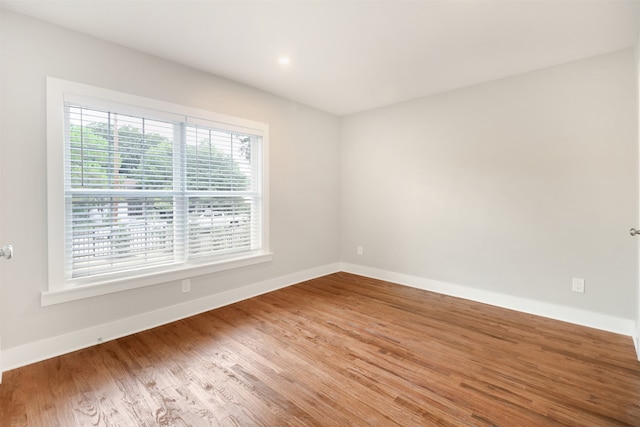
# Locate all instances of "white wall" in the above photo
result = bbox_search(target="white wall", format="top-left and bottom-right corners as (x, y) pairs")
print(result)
(2, 10), (638, 370)
(0, 11), (340, 359)
(341, 49), (638, 322)
(0, 4), (4, 380)
(636, 33), (640, 356)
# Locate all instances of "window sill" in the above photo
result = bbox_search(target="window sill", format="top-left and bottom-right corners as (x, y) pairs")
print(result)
(41, 251), (274, 306)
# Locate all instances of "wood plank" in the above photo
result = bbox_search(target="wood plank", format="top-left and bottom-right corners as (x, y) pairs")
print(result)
(1, 272), (639, 426)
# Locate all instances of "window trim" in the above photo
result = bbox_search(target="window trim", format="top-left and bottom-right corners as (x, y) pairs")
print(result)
(45, 77), (271, 306)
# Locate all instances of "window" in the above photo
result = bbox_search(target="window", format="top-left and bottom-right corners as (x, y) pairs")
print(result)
(45, 78), (270, 304)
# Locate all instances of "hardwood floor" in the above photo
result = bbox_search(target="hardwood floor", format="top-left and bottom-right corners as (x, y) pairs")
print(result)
(1, 272), (639, 426)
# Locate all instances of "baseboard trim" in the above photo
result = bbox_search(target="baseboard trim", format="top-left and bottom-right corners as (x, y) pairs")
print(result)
(4, 262), (636, 372)
(340, 263), (636, 338)
(633, 324), (640, 361)
(2, 263), (341, 372)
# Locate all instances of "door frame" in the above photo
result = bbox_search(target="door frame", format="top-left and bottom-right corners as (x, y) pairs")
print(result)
(636, 34), (640, 361)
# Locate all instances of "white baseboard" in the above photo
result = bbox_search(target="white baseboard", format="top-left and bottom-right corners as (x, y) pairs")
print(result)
(3, 262), (637, 372)
(2, 263), (341, 372)
(340, 263), (637, 338)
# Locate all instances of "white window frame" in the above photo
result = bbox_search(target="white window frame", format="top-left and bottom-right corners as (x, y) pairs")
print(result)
(44, 77), (271, 306)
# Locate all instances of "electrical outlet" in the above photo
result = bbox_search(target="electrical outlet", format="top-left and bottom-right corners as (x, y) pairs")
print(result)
(357, 246), (363, 256)
(572, 278), (585, 293)
(182, 279), (191, 293)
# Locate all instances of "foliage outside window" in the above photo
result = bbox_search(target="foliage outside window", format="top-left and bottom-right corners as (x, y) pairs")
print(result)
(46, 78), (268, 296)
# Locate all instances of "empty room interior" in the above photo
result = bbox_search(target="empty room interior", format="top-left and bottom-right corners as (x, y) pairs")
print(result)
(1, 0), (640, 425)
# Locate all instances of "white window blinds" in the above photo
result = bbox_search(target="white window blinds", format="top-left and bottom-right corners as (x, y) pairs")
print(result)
(63, 102), (263, 283)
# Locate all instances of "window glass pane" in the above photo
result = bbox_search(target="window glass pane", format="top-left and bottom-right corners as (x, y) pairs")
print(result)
(185, 125), (253, 192)
(69, 196), (175, 278)
(188, 196), (254, 257)
(68, 105), (175, 190)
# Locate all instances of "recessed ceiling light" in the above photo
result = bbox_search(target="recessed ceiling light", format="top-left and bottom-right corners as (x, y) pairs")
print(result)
(278, 57), (290, 65)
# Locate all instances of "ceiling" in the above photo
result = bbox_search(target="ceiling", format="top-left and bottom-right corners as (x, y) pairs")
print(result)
(1, 0), (639, 116)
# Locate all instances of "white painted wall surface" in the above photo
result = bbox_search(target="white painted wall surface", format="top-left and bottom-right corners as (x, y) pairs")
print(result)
(340, 49), (638, 320)
(635, 33), (640, 357)
(1, 10), (638, 369)
(0, 11), (340, 356)
(0, 4), (4, 381)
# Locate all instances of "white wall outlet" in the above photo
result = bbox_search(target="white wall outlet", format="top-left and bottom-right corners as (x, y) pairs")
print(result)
(182, 279), (191, 293)
(572, 278), (585, 293)
(357, 246), (363, 256)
